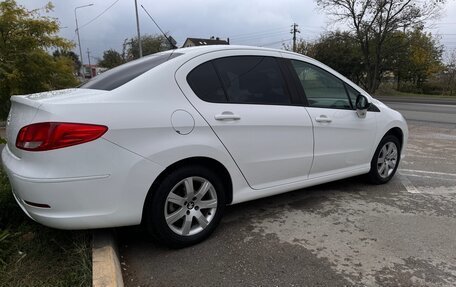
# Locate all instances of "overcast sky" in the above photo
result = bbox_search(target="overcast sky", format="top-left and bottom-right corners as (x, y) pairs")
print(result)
(17, 0), (456, 63)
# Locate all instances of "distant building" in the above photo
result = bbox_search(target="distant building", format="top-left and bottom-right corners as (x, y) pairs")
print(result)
(82, 65), (107, 79)
(182, 36), (229, 48)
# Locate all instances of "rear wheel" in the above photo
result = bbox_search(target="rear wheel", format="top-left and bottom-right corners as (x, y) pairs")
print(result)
(144, 165), (225, 248)
(368, 135), (401, 184)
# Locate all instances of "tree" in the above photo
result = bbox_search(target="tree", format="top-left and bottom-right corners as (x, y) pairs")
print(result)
(126, 34), (172, 60)
(311, 32), (364, 84)
(381, 29), (442, 91)
(53, 49), (81, 75)
(443, 49), (456, 96)
(405, 29), (443, 87)
(285, 33), (364, 85)
(316, 0), (445, 93)
(0, 0), (77, 119)
(98, 49), (124, 69)
(283, 39), (316, 56)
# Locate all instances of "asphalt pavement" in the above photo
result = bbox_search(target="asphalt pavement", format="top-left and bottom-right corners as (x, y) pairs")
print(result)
(118, 103), (456, 287)
(382, 101), (456, 124)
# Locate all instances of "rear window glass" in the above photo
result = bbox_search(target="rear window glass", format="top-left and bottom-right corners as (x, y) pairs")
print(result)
(81, 52), (182, 91)
(187, 62), (228, 103)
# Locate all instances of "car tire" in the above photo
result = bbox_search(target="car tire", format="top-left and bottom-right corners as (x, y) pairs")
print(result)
(368, 135), (401, 185)
(144, 165), (226, 248)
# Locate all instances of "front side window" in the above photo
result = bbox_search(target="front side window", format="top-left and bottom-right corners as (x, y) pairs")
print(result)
(346, 85), (360, 108)
(213, 56), (291, 105)
(291, 60), (351, 109)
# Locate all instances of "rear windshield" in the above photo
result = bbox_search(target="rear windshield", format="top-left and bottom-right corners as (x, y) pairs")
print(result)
(81, 52), (182, 91)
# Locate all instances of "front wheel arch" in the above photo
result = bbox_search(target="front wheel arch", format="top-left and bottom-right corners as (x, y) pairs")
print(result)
(384, 127), (404, 150)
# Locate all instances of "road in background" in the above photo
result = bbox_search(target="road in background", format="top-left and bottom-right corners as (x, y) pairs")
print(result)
(381, 100), (456, 124)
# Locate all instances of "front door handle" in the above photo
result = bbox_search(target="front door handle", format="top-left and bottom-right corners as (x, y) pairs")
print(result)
(315, 115), (332, 123)
(215, 112), (241, 121)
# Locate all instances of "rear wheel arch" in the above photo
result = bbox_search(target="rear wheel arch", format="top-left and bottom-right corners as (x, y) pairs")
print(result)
(141, 156), (233, 224)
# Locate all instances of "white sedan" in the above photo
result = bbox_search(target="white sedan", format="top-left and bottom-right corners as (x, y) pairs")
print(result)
(1, 45), (407, 247)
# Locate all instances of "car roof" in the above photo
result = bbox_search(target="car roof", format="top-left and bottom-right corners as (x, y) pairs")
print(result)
(164, 44), (311, 60)
(176, 44), (282, 54)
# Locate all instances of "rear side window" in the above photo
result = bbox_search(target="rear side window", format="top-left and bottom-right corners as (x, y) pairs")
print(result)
(81, 53), (182, 91)
(187, 62), (227, 103)
(291, 60), (351, 109)
(214, 56), (291, 105)
(187, 56), (291, 105)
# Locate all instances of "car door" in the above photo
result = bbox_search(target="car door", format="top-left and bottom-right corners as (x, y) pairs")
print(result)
(287, 58), (378, 179)
(175, 50), (314, 190)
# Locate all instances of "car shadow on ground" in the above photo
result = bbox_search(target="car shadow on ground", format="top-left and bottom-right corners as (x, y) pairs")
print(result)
(116, 174), (377, 247)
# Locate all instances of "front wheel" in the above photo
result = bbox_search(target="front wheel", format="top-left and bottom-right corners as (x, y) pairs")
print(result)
(368, 135), (401, 184)
(144, 165), (226, 248)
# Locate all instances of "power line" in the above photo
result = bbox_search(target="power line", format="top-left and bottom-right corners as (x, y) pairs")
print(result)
(79, 0), (120, 30)
(232, 31), (291, 44)
(230, 29), (290, 41)
(260, 38), (293, 47)
(229, 26), (290, 38)
(429, 22), (456, 25)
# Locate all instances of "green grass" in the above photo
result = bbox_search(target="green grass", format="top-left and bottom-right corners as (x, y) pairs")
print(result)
(0, 166), (92, 287)
(374, 86), (456, 99)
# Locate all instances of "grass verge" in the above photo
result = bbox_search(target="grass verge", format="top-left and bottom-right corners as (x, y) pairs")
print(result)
(0, 163), (92, 287)
(374, 86), (456, 99)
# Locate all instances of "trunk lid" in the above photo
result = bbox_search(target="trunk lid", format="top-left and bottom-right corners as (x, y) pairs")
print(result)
(5, 88), (107, 158)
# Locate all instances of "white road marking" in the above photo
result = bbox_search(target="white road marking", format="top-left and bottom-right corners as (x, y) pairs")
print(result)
(400, 173), (456, 181)
(400, 174), (420, 194)
(400, 169), (456, 178)
(405, 155), (448, 160)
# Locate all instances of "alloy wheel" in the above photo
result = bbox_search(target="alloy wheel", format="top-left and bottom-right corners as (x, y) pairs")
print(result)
(377, 142), (398, 178)
(164, 176), (218, 236)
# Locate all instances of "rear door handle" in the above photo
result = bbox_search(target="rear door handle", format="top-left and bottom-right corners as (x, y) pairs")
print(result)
(215, 112), (241, 121)
(315, 115), (332, 123)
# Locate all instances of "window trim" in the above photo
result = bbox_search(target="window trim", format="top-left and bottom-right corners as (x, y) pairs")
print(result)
(277, 58), (308, 106)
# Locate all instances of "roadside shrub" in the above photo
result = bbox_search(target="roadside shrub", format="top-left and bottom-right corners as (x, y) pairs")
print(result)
(397, 82), (445, 95)
(0, 168), (25, 227)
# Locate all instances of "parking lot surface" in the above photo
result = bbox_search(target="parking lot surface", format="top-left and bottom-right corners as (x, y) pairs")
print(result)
(118, 118), (456, 287)
(119, 119), (456, 286)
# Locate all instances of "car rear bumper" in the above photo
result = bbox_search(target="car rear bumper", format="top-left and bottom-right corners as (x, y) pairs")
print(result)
(1, 141), (164, 230)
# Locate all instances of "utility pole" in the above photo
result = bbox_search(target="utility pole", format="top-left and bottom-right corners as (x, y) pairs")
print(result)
(291, 23), (300, 52)
(134, 0), (143, 58)
(74, 4), (94, 77)
(87, 48), (92, 78)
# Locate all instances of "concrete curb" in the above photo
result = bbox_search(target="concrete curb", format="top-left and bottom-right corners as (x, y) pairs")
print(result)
(93, 230), (124, 287)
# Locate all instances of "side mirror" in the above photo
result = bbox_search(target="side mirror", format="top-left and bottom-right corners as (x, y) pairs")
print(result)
(356, 94), (370, 118)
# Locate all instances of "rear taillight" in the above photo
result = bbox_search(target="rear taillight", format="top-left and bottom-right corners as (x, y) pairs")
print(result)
(16, 122), (108, 151)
